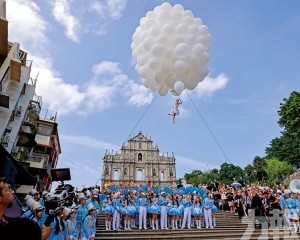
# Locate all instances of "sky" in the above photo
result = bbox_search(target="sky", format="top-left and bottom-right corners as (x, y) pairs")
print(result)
(6, 0), (300, 191)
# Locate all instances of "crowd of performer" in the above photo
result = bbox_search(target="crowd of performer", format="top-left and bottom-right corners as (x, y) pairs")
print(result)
(2, 179), (300, 240)
(102, 190), (217, 231)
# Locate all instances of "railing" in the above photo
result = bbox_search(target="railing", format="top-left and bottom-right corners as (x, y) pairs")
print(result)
(7, 42), (29, 67)
(0, 66), (9, 91)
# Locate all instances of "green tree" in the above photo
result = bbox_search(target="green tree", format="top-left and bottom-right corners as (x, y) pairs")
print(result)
(243, 164), (256, 184)
(266, 91), (300, 166)
(264, 158), (293, 184)
(278, 91), (300, 136)
(252, 156), (267, 182)
(184, 170), (203, 186)
(219, 163), (243, 185)
(266, 134), (300, 166)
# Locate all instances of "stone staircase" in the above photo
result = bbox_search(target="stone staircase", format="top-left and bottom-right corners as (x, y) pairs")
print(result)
(95, 211), (300, 239)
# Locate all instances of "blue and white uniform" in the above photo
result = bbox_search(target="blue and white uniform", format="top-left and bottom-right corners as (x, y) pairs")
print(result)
(203, 197), (214, 228)
(82, 215), (96, 240)
(65, 219), (79, 240)
(138, 194), (148, 230)
(158, 195), (169, 229)
(181, 197), (192, 229)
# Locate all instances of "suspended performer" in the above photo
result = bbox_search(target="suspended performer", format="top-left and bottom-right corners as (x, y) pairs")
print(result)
(168, 98), (182, 124)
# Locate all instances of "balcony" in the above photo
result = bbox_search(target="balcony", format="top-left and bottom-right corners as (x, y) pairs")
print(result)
(10, 59), (21, 83)
(11, 146), (29, 161)
(27, 154), (49, 169)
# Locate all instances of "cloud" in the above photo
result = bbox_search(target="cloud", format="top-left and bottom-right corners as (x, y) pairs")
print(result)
(52, 0), (81, 42)
(90, 0), (128, 20)
(6, 0), (48, 54)
(7, 1), (151, 115)
(31, 56), (85, 115)
(83, 61), (153, 112)
(60, 134), (119, 150)
(92, 61), (122, 76)
(195, 73), (229, 97)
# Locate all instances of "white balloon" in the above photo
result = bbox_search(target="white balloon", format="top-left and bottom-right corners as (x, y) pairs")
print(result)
(158, 11), (171, 24)
(185, 78), (199, 90)
(174, 81), (185, 94)
(146, 11), (156, 19)
(162, 23), (175, 36)
(160, 2), (172, 11)
(175, 43), (189, 58)
(198, 25), (209, 36)
(165, 74), (180, 89)
(156, 35), (169, 45)
(175, 23), (189, 35)
(131, 2), (210, 95)
(151, 43), (165, 57)
(158, 84), (169, 96)
(140, 65), (154, 80)
(194, 18), (203, 26)
(148, 57), (161, 70)
(192, 43), (206, 56)
(149, 26), (160, 38)
(161, 61), (173, 74)
(182, 16), (194, 25)
(174, 60), (188, 73)
(188, 25), (199, 35)
(142, 37), (154, 52)
(155, 71), (168, 84)
(183, 10), (194, 18)
(172, 35), (185, 46)
(173, 4), (184, 13)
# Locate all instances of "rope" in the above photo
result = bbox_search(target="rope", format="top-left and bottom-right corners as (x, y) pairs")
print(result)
(185, 90), (232, 164)
(96, 79), (170, 186)
(121, 80), (168, 148)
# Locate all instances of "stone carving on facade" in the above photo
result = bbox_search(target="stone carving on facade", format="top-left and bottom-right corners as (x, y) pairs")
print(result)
(101, 131), (176, 186)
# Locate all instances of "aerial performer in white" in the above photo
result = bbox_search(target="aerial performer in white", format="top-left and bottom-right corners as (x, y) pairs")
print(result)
(168, 98), (182, 123)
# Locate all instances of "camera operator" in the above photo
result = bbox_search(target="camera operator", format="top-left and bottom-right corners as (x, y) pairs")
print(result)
(41, 206), (65, 240)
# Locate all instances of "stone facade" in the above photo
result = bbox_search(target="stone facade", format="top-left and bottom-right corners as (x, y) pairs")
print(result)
(101, 132), (176, 187)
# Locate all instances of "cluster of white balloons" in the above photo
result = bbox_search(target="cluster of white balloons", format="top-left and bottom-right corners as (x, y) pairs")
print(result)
(131, 2), (211, 96)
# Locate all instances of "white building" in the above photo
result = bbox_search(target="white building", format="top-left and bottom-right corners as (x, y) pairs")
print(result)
(0, 0), (61, 193)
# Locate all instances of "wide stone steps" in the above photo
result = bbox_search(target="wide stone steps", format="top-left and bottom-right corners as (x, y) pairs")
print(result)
(95, 211), (300, 239)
